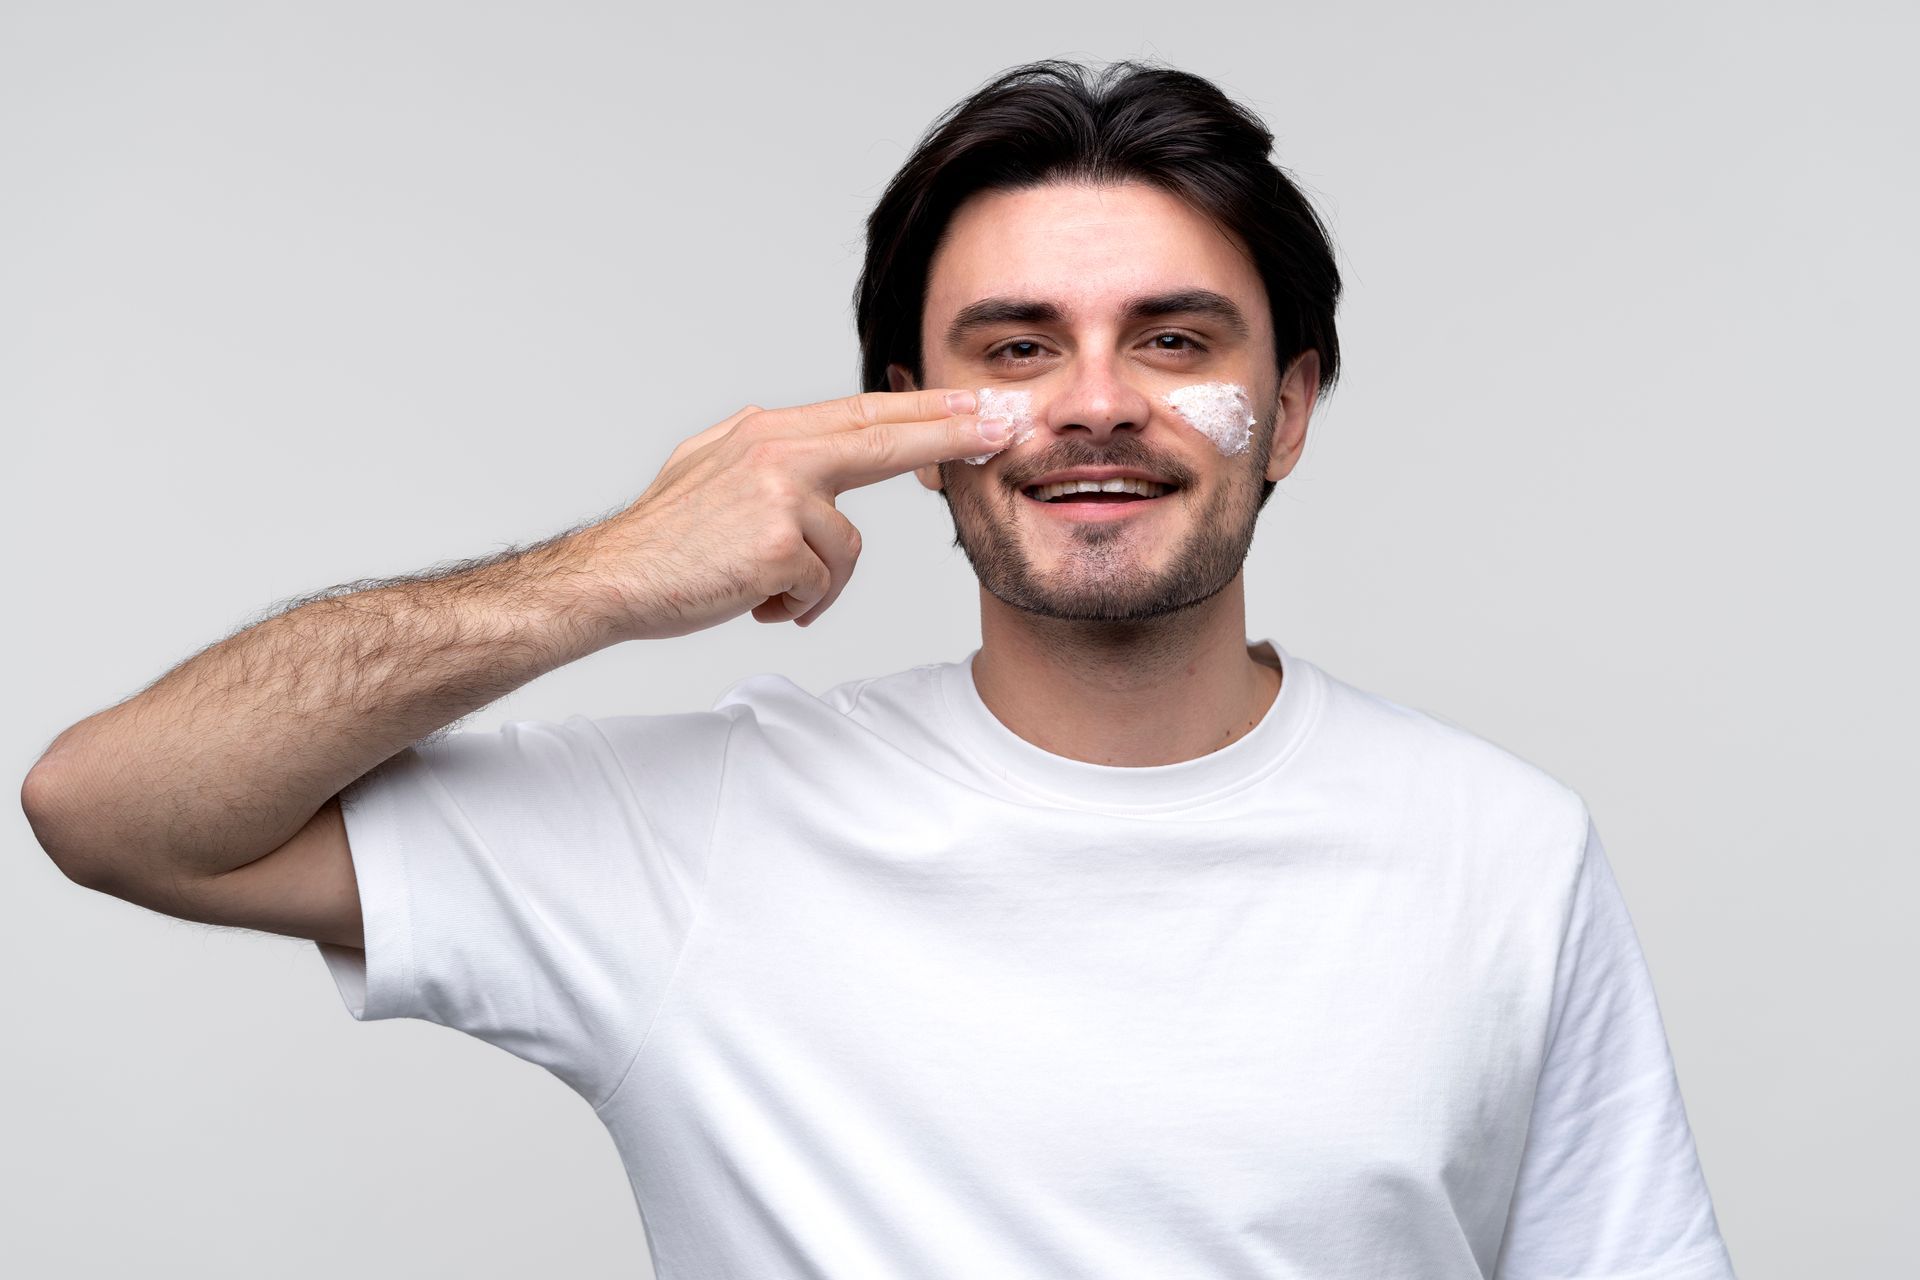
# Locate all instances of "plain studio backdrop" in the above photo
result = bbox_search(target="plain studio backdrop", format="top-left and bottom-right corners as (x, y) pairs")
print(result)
(4, 2), (1913, 1276)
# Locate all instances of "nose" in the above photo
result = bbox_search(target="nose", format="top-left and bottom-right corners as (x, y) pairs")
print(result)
(1039, 353), (1157, 447)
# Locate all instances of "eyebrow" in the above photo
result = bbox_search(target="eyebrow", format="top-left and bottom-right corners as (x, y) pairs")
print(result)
(941, 288), (1253, 350)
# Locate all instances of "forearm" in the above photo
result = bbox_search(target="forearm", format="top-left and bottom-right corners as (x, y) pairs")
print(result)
(24, 530), (619, 884)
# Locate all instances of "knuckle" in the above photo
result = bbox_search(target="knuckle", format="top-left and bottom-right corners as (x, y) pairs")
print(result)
(848, 391), (884, 427)
(743, 436), (794, 469)
(834, 425), (891, 467)
(756, 524), (804, 563)
(756, 471), (801, 507)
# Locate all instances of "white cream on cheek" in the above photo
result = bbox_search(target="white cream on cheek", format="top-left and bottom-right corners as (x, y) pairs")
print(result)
(959, 387), (1039, 465)
(1162, 381), (1257, 456)
(957, 381), (1257, 463)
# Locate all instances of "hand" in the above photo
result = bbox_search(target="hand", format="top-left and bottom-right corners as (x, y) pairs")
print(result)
(574, 388), (1010, 640)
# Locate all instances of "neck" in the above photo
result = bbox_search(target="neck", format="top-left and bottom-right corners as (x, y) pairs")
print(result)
(970, 571), (1282, 767)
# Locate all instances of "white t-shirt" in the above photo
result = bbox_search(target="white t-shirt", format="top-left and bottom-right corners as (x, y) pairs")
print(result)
(317, 639), (1736, 1279)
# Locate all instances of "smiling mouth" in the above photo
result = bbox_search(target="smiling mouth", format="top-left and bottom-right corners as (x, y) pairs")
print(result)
(1020, 479), (1178, 504)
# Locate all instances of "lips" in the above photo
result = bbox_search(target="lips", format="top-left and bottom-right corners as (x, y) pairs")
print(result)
(1026, 477), (1174, 503)
(1020, 466), (1180, 490)
(1017, 485), (1177, 524)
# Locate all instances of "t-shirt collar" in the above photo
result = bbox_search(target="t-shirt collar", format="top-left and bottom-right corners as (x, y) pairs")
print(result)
(935, 637), (1323, 813)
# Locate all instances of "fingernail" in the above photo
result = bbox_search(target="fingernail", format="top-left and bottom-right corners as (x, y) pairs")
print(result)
(946, 390), (978, 415)
(977, 417), (1013, 442)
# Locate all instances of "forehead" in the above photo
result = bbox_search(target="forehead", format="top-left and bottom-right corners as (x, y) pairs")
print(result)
(925, 180), (1267, 325)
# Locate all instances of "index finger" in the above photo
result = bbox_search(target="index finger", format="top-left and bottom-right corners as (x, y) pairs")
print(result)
(817, 411), (1012, 494)
(784, 387), (977, 434)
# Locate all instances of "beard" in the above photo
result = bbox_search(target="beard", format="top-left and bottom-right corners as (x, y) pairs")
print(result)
(937, 411), (1273, 625)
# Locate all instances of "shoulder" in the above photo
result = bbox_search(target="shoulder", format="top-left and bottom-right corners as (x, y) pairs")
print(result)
(709, 658), (950, 731)
(1310, 663), (1591, 867)
(372, 711), (745, 826)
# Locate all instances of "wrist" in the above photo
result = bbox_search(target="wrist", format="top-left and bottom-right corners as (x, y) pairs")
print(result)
(519, 525), (638, 655)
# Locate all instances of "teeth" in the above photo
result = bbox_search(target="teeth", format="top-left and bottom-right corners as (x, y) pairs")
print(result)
(1028, 477), (1172, 501)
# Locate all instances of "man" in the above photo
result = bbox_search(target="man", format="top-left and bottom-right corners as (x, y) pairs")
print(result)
(23, 60), (1736, 1279)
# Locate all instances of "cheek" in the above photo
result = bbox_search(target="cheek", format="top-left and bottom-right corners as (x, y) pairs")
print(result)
(1160, 382), (1257, 457)
(956, 386), (1041, 466)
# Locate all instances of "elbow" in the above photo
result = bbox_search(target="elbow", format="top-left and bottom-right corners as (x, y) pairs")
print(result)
(21, 745), (115, 891)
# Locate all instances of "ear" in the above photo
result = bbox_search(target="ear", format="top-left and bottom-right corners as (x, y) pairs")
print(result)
(889, 363), (946, 492)
(1264, 349), (1321, 484)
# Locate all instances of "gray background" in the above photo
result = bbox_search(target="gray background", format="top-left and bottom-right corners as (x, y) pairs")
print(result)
(5, 2), (1912, 1275)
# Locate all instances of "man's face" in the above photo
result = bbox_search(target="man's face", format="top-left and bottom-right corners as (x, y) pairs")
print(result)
(895, 180), (1315, 624)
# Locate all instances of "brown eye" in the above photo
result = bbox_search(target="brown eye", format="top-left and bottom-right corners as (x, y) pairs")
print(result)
(989, 340), (1048, 363)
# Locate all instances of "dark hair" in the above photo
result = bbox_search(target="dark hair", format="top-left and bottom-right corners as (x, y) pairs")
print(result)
(854, 59), (1343, 501)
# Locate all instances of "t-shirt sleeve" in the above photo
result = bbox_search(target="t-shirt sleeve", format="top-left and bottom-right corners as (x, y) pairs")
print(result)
(313, 709), (738, 1109)
(1494, 812), (1738, 1280)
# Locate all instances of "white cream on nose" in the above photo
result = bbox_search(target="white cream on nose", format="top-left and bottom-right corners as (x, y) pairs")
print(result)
(1162, 382), (1257, 456)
